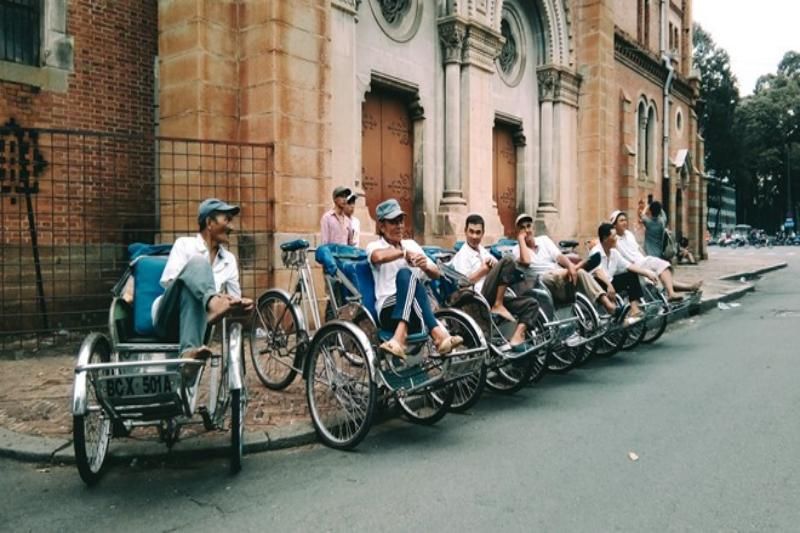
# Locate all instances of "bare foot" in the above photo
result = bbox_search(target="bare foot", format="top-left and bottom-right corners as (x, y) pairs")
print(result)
(691, 281), (703, 292)
(491, 305), (515, 323)
(207, 294), (232, 324)
(180, 345), (212, 360)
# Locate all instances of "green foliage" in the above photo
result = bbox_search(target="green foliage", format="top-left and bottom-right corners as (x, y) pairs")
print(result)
(694, 22), (800, 231)
(692, 24), (740, 182)
(735, 51), (800, 230)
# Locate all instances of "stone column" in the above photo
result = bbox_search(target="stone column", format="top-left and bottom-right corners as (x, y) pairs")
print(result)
(438, 17), (467, 207)
(536, 67), (558, 227)
(535, 65), (580, 236)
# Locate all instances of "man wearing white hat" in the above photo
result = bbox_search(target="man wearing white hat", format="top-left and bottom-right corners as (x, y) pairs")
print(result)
(609, 210), (701, 302)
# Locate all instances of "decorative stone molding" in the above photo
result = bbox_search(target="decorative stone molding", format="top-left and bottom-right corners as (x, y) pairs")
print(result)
(438, 17), (467, 64)
(368, 0), (422, 43)
(332, 0), (362, 18)
(536, 65), (580, 107)
(462, 21), (504, 72)
(614, 28), (696, 104)
(496, 5), (525, 86)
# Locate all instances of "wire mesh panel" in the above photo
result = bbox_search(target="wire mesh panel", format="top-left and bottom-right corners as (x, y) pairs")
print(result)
(0, 123), (273, 355)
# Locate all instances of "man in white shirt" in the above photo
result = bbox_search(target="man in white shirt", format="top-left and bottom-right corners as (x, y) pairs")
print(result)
(366, 198), (462, 360)
(590, 222), (659, 321)
(152, 198), (254, 360)
(610, 210), (701, 302)
(449, 214), (539, 351)
(511, 213), (629, 322)
(343, 192), (361, 246)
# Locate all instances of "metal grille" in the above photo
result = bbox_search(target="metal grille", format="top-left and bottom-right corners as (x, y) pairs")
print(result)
(0, 123), (274, 356)
(0, 0), (41, 66)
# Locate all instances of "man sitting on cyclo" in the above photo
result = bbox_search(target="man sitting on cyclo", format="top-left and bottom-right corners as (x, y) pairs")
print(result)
(449, 213), (539, 352)
(510, 213), (630, 323)
(366, 198), (463, 361)
(589, 222), (659, 321)
(151, 198), (254, 361)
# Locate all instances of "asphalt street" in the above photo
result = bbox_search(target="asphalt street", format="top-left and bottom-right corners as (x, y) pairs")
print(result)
(2, 250), (799, 532)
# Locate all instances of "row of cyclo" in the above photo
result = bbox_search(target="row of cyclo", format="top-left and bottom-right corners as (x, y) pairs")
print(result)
(69, 238), (697, 485)
(249, 238), (699, 451)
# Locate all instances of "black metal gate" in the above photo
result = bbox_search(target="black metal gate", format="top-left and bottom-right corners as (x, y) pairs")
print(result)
(0, 124), (273, 356)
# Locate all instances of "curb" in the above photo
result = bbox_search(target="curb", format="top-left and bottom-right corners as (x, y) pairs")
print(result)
(718, 262), (788, 281)
(0, 423), (317, 466)
(0, 261), (790, 466)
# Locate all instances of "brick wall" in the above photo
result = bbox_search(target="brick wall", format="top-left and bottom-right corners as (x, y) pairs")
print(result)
(0, 0), (158, 340)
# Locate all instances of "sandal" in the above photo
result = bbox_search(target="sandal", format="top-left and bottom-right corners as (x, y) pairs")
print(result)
(668, 295), (684, 303)
(379, 339), (407, 361)
(434, 335), (464, 356)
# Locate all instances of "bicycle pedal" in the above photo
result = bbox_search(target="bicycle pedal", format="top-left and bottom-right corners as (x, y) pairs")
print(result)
(198, 406), (215, 430)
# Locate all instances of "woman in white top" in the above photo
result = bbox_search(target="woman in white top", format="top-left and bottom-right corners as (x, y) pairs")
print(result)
(366, 199), (462, 360)
(610, 210), (701, 302)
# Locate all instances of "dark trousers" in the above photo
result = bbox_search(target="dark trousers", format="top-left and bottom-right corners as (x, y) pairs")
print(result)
(596, 271), (644, 302)
(480, 256), (539, 330)
(379, 268), (440, 334)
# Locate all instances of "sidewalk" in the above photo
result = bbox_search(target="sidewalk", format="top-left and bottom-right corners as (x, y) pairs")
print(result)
(0, 247), (790, 463)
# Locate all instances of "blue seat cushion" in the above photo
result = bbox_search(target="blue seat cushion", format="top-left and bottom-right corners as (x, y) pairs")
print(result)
(377, 330), (429, 345)
(280, 239), (309, 252)
(314, 244), (366, 276)
(132, 256), (168, 336)
(339, 259), (378, 322)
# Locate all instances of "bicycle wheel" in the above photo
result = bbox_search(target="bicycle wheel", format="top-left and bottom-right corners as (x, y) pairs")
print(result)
(250, 290), (304, 390)
(398, 386), (453, 425)
(435, 309), (486, 412)
(622, 310), (647, 350)
(527, 308), (551, 384)
(593, 295), (628, 358)
(547, 299), (595, 372)
(73, 333), (112, 486)
(641, 289), (669, 344)
(305, 323), (376, 449)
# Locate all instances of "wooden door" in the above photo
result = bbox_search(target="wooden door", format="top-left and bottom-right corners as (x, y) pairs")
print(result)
(493, 124), (517, 237)
(362, 91), (414, 236)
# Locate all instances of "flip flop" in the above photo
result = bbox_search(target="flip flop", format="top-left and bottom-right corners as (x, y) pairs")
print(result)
(433, 335), (464, 356)
(379, 339), (407, 361)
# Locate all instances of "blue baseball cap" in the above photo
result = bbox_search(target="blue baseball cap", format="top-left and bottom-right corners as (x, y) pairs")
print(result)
(197, 198), (240, 225)
(375, 198), (405, 221)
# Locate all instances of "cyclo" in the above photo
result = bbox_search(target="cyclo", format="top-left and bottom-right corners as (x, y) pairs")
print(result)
(71, 244), (247, 485)
(421, 245), (554, 400)
(250, 239), (487, 449)
(482, 239), (619, 373)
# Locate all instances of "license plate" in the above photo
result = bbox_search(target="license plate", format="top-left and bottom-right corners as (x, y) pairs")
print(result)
(101, 374), (178, 398)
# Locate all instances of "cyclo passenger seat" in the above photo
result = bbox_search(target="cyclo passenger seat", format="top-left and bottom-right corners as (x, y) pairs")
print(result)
(124, 243), (173, 339)
(316, 244), (428, 345)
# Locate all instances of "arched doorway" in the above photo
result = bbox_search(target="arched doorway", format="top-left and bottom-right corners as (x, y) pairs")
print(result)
(361, 90), (414, 236)
(493, 122), (518, 237)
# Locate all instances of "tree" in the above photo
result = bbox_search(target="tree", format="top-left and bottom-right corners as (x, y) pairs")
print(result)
(735, 51), (800, 231)
(693, 24), (741, 183)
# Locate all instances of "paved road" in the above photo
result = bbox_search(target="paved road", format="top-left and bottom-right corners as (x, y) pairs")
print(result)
(3, 254), (800, 532)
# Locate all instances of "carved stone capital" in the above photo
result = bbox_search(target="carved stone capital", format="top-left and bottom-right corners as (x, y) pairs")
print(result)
(438, 17), (467, 64)
(536, 65), (581, 107)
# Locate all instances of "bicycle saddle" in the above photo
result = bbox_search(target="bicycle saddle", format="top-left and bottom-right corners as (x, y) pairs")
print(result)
(280, 239), (310, 252)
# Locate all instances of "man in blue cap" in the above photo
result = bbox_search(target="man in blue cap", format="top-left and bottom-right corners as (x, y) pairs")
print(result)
(151, 198), (254, 360)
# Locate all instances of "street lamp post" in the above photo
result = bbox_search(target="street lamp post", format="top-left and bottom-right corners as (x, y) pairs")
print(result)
(787, 140), (792, 212)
